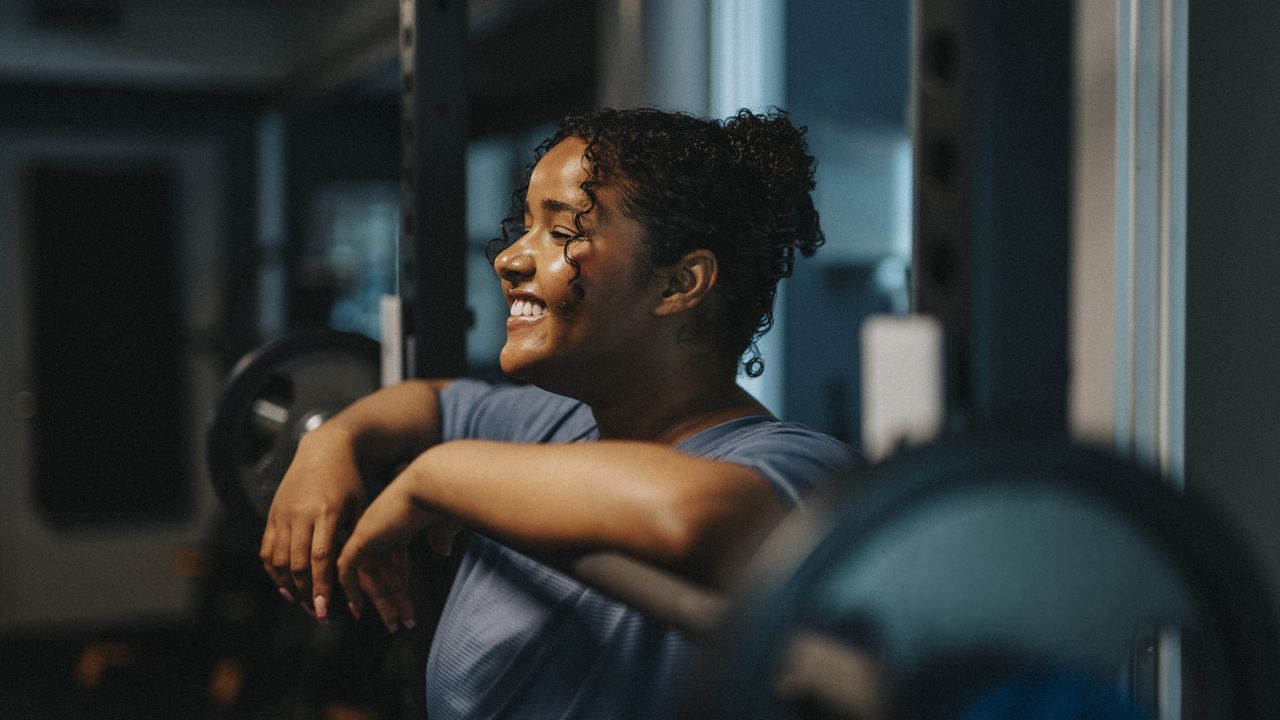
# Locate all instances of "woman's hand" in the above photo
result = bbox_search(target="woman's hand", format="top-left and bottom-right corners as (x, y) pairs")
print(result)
(259, 429), (367, 624)
(257, 379), (451, 624)
(337, 476), (461, 633)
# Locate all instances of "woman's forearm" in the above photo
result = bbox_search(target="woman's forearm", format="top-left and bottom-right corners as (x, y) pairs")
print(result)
(399, 439), (786, 583)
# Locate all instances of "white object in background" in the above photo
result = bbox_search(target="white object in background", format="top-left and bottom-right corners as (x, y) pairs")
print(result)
(860, 315), (944, 462)
(380, 294), (403, 387)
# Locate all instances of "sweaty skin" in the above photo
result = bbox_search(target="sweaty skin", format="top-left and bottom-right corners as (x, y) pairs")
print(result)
(263, 137), (785, 630)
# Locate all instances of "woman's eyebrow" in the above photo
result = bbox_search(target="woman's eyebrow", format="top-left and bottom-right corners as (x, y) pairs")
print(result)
(541, 197), (587, 215)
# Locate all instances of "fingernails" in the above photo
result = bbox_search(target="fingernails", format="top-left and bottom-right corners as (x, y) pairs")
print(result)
(383, 620), (398, 634)
(314, 596), (328, 626)
(347, 601), (362, 621)
(403, 617), (416, 630)
(278, 587), (294, 603)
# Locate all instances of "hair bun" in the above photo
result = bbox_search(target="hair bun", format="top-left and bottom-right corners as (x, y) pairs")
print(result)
(723, 109), (825, 275)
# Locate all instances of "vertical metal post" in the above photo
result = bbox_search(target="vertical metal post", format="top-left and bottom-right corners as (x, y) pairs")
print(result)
(912, 0), (973, 430)
(912, 0), (1073, 435)
(397, 5), (470, 715)
(1118, 1), (1189, 716)
(256, 109), (287, 341)
(1115, 0), (1187, 485)
(400, 0), (468, 379)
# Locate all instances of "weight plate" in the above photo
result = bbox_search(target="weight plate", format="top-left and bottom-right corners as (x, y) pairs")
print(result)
(706, 435), (1280, 719)
(207, 329), (380, 521)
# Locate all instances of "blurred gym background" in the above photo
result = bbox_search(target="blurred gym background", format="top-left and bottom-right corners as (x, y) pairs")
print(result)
(1, 1), (1278, 718)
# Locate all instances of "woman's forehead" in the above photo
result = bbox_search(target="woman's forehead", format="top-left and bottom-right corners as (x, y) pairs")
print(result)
(533, 137), (590, 192)
(527, 137), (623, 221)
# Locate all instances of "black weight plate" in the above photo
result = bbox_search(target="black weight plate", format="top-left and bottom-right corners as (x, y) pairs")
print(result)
(706, 435), (1280, 719)
(207, 329), (380, 522)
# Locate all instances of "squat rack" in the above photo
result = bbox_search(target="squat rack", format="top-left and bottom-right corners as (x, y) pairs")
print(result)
(391, 0), (1075, 612)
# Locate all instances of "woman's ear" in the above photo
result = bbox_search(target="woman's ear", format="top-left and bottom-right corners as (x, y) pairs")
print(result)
(655, 249), (718, 317)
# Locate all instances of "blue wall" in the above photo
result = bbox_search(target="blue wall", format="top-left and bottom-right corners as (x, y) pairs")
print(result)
(786, 0), (910, 127)
(781, 0), (910, 447)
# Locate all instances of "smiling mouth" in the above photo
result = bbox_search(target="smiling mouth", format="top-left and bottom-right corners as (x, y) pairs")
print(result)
(509, 298), (547, 319)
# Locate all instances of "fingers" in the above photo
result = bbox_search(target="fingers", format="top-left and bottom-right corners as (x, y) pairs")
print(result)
(261, 500), (358, 625)
(259, 523), (284, 597)
(337, 548), (365, 618)
(289, 519), (316, 612)
(389, 550), (417, 629)
(260, 520), (296, 602)
(338, 545), (415, 634)
(369, 570), (403, 634)
(370, 557), (417, 633)
(310, 521), (337, 625)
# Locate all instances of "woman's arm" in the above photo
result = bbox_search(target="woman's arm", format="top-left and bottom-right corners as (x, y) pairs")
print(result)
(336, 439), (789, 627)
(411, 440), (787, 573)
(259, 378), (451, 623)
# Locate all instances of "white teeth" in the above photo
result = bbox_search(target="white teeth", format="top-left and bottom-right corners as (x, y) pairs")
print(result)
(510, 299), (545, 318)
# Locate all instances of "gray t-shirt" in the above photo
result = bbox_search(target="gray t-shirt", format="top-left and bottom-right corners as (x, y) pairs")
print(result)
(425, 380), (855, 720)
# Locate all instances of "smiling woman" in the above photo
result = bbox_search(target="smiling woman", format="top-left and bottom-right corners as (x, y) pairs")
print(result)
(493, 136), (668, 399)
(260, 107), (857, 720)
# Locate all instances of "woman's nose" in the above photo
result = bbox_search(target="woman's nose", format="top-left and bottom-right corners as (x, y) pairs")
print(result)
(494, 241), (534, 283)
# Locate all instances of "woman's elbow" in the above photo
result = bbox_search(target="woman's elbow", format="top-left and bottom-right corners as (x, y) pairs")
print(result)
(658, 474), (788, 585)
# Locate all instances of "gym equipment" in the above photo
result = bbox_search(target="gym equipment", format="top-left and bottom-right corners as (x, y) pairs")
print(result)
(398, 0), (468, 379)
(206, 333), (1280, 718)
(702, 436), (1280, 718)
(206, 329), (380, 520)
(911, 0), (1072, 437)
(203, 1), (1280, 716)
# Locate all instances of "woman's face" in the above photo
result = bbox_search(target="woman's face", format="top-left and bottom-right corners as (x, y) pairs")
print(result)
(492, 137), (661, 394)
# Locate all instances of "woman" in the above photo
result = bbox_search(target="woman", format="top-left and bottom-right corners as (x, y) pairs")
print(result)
(261, 107), (856, 718)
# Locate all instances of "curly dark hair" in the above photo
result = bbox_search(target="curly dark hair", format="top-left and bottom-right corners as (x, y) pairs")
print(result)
(489, 107), (824, 377)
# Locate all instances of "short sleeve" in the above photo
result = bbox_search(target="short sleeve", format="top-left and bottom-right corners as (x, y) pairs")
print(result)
(677, 418), (860, 508)
(438, 379), (596, 443)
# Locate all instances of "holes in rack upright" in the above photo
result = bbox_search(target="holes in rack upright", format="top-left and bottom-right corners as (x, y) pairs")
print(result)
(926, 138), (956, 189)
(925, 29), (959, 86)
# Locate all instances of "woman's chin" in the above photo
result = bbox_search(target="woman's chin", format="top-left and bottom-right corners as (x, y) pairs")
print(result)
(498, 349), (536, 381)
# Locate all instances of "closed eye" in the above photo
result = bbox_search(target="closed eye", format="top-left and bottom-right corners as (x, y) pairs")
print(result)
(550, 226), (579, 244)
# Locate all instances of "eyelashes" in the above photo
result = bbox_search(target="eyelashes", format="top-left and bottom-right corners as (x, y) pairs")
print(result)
(497, 219), (582, 245)
(550, 226), (584, 244)
(487, 215), (589, 265)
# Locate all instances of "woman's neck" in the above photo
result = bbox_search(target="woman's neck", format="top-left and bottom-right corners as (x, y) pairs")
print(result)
(584, 366), (771, 445)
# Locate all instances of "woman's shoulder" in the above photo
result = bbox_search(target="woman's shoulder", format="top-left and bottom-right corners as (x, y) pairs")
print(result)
(440, 379), (595, 443)
(682, 415), (852, 455)
(679, 416), (862, 505)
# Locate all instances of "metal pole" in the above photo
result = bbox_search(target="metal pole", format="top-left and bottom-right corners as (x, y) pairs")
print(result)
(397, 5), (469, 715)
(400, 0), (469, 379)
(912, 0), (1073, 436)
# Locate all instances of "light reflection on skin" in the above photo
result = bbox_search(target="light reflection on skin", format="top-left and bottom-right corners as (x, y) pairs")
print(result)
(492, 136), (669, 401)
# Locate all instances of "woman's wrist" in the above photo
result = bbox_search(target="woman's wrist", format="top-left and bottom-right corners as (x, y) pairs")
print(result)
(300, 421), (365, 473)
(398, 448), (439, 511)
